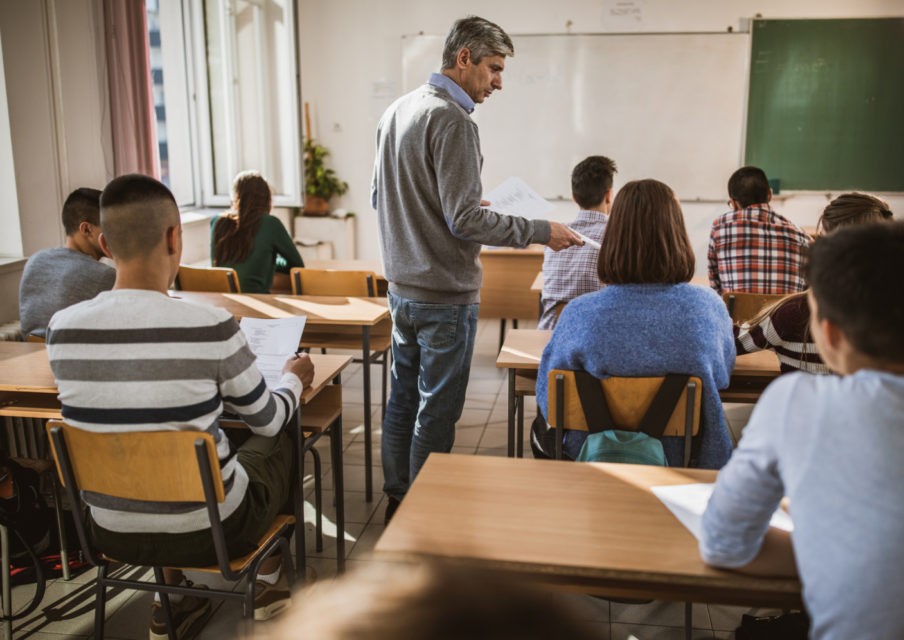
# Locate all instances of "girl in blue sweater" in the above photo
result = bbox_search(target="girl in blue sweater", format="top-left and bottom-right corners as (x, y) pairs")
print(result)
(535, 179), (735, 468)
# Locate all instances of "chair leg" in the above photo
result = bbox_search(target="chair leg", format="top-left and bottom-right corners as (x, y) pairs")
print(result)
(329, 420), (346, 573)
(309, 447), (324, 552)
(516, 394), (525, 458)
(498, 319), (506, 352)
(94, 564), (110, 640)
(49, 475), (71, 580)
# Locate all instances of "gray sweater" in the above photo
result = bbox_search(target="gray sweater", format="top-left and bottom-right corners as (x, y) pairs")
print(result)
(18, 247), (115, 337)
(372, 80), (550, 304)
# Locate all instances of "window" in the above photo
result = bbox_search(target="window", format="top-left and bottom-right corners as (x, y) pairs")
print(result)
(148, 0), (302, 208)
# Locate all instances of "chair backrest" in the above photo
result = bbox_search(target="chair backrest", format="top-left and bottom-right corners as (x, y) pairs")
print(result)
(722, 291), (787, 323)
(547, 371), (702, 437)
(290, 267), (376, 297)
(175, 265), (241, 293)
(45, 420), (224, 503)
(547, 371), (702, 466)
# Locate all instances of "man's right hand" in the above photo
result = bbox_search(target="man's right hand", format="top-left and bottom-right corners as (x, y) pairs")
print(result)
(283, 352), (315, 390)
(546, 221), (584, 251)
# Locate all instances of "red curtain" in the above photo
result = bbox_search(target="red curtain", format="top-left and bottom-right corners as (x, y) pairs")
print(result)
(103, 0), (159, 178)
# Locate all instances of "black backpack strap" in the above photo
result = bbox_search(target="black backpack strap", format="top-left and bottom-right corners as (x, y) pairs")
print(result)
(637, 374), (691, 438)
(573, 371), (615, 434)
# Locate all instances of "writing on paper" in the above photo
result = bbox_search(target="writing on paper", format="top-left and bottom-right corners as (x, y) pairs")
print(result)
(483, 176), (555, 219)
(240, 316), (307, 389)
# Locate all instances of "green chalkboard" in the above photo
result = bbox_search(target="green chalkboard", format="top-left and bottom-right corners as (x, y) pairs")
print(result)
(745, 18), (904, 192)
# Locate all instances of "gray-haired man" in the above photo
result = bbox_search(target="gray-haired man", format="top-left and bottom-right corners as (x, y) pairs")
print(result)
(372, 16), (582, 521)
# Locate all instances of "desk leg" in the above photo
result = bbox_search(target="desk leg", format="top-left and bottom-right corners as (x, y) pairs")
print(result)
(507, 369), (516, 457)
(330, 410), (346, 573)
(362, 327), (373, 502)
(295, 415), (307, 580)
(1, 525), (11, 640)
(684, 602), (692, 640)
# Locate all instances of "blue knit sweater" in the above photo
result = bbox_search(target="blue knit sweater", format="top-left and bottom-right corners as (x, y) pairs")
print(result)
(536, 283), (735, 469)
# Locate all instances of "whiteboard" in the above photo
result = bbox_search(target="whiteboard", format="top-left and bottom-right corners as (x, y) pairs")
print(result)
(402, 33), (750, 201)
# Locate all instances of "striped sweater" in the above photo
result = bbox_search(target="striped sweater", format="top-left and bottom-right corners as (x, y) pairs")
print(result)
(46, 289), (302, 534)
(734, 294), (829, 374)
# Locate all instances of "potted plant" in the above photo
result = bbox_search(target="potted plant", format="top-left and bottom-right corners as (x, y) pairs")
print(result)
(303, 138), (348, 216)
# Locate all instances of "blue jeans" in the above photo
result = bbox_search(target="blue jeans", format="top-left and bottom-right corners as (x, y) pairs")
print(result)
(381, 292), (479, 500)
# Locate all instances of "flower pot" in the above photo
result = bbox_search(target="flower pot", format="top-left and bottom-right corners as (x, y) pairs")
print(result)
(303, 196), (331, 216)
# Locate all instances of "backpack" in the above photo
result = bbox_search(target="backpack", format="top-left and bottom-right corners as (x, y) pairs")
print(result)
(572, 371), (690, 466)
(0, 458), (52, 620)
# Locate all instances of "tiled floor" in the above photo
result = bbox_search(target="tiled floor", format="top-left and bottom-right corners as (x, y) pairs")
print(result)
(8, 318), (772, 639)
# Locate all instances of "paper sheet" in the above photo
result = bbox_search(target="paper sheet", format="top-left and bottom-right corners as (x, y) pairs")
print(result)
(651, 483), (794, 542)
(483, 176), (555, 219)
(239, 316), (307, 389)
(577, 233), (601, 249)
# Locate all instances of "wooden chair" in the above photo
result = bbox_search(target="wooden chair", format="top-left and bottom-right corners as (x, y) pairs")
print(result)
(45, 420), (294, 639)
(722, 291), (787, 323)
(290, 267), (376, 298)
(25, 334), (46, 343)
(290, 267), (391, 420)
(175, 265), (241, 293)
(546, 370), (702, 466)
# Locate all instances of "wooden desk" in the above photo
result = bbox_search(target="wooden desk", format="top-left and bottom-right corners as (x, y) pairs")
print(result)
(495, 330), (782, 456)
(170, 291), (389, 500)
(0, 341), (352, 573)
(480, 246), (544, 347)
(377, 454), (801, 608)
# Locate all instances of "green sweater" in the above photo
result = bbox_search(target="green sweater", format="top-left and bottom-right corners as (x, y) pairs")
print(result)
(210, 215), (304, 293)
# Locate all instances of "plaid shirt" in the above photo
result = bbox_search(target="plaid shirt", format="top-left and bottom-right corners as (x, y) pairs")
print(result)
(538, 210), (607, 329)
(707, 204), (811, 295)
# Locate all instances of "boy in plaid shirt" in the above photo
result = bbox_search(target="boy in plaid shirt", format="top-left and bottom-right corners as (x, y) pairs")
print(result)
(538, 156), (617, 329)
(708, 166), (811, 295)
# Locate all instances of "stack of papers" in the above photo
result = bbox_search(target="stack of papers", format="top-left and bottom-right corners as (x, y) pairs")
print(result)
(483, 176), (554, 219)
(239, 316), (307, 389)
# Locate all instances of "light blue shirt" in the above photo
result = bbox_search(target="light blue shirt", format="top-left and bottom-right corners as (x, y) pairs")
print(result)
(428, 73), (475, 113)
(701, 369), (904, 640)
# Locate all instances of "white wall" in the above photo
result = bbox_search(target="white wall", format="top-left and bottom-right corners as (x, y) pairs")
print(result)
(297, 0), (904, 272)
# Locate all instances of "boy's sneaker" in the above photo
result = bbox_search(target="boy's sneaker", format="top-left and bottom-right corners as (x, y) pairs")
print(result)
(253, 572), (292, 621)
(149, 581), (211, 640)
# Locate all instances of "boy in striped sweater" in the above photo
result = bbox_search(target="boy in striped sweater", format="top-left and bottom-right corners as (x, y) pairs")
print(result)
(47, 174), (314, 638)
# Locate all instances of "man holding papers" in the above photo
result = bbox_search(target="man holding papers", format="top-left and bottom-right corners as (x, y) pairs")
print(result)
(701, 222), (904, 640)
(46, 175), (313, 635)
(372, 16), (581, 521)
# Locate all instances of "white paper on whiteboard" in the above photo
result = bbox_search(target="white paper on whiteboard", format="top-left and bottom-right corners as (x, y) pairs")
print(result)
(651, 483), (794, 542)
(483, 176), (555, 219)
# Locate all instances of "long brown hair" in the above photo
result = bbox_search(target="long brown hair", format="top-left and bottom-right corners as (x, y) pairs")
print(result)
(597, 179), (695, 284)
(212, 171), (272, 265)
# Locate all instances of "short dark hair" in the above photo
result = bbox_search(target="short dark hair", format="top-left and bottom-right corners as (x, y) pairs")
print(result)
(441, 16), (514, 69)
(571, 156), (617, 210)
(598, 179), (695, 284)
(728, 166), (770, 209)
(818, 192), (893, 234)
(61, 188), (102, 236)
(806, 221), (904, 364)
(100, 174), (179, 260)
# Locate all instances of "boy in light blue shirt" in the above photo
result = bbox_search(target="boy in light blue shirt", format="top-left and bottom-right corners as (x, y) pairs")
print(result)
(701, 221), (904, 640)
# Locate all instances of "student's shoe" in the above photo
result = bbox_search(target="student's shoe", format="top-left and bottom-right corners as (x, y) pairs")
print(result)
(384, 495), (401, 525)
(253, 572), (292, 621)
(148, 581), (211, 640)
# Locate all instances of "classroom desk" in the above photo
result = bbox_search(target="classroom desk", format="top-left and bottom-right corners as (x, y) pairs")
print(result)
(495, 330), (782, 457)
(170, 291), (390, 501)
(376, 454), (802, 609)
(0, 341), (352, 574)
